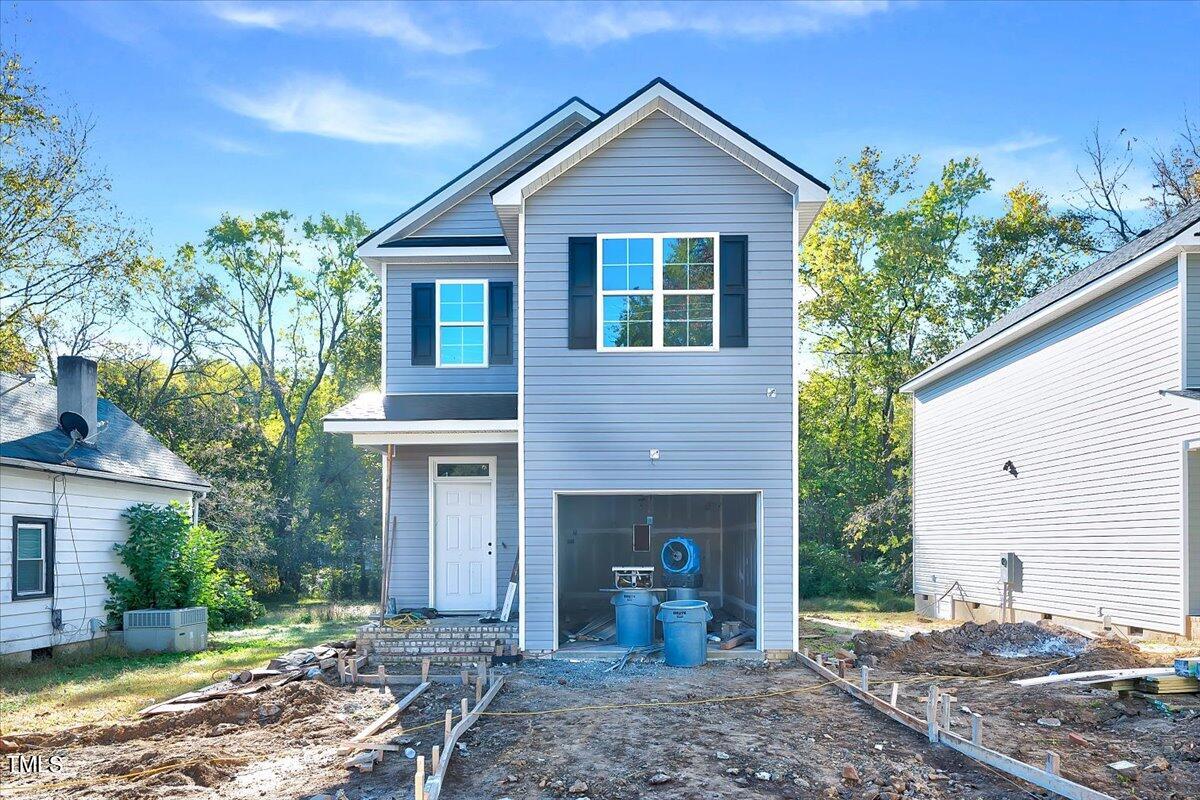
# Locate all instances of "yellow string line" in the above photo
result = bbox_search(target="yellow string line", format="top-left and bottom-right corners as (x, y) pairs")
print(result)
(0, 654), (1080, 796)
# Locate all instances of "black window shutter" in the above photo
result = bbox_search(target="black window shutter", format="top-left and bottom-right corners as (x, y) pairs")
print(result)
(411, 282), (435, 365)
(489, 281), (514, 365)
(720, 235), (749, 348)
(567, 236), (597, 349)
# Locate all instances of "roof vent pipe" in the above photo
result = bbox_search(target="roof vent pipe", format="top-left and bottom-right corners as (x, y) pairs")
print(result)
(57, 356), (98, 442)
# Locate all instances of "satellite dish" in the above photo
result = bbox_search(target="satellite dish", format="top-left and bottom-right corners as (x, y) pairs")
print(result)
(59, 411), (89, 441)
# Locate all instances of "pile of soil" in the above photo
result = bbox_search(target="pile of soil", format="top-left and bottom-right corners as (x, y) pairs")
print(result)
(853, 621), (1156, 677)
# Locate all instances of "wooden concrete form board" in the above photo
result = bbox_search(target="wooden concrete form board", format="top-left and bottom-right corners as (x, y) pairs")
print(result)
(422, 675), (506, 800)
(797, 653), (1115, 800)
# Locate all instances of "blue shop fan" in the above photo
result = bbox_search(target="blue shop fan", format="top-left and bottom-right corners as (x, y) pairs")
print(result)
(660, 537), (701, 575)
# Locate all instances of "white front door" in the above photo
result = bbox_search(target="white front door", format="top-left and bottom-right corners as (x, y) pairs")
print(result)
(434, 479), (495, 611)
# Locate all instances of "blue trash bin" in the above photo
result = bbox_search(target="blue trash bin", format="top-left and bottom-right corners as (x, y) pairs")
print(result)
(611, 589), (659, 647)
(656, 599), (713, 667)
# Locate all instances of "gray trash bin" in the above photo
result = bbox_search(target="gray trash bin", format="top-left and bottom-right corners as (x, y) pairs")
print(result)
(656, 599), (712, 667)
(611, 589), (659, 647)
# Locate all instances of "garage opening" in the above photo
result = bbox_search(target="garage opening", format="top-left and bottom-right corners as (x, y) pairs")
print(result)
(555, 492), (759, 654)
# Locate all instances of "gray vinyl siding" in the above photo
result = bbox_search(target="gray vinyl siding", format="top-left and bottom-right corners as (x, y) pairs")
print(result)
(386, 444), (517, 610)
(1186, 253), (1200, 387)
(521, 111), (796, 651)
(385, 265), (517, 394)
(410, 122), (587, 239)
(913, 261), (1200, 634)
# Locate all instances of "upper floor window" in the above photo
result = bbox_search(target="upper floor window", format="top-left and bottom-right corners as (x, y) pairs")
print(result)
(437, 280), (488, 367)
(598, 234), (718, 351)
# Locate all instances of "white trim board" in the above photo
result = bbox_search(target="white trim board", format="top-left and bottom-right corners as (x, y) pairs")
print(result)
(351, 432), (518, 447)
(492, 83), (826, 207)
(902, 240), (1200, 394)
(0, 457), (208, 494)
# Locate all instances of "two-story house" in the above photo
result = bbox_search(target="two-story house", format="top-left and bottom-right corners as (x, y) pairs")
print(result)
(325, 79), (828, 657)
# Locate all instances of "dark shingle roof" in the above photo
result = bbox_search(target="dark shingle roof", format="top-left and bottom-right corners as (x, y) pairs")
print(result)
(0, 375), (210, 490)
(906, 203), (1200, 388)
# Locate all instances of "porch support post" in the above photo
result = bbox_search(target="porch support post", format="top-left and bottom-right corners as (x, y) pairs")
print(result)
(379, 445), (395, 625)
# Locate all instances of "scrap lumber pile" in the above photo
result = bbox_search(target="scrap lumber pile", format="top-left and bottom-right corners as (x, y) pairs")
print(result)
(138, 640), (356, 716)
(1137, 674), (1200, 694)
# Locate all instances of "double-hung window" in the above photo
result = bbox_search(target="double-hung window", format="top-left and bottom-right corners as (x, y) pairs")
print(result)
(12, 517), (53, 600)
(437, 280), (488, 367)
(598, 233), (718, 351)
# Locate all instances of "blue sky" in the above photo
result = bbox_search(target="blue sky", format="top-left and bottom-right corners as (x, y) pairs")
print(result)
(3, 0), (1198, 255)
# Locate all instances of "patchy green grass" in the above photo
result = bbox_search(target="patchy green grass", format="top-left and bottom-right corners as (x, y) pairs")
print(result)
(796, 594), (954, 655)
(0, 602), (371, 735)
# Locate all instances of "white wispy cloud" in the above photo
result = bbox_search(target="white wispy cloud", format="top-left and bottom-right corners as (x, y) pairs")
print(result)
(530, 0), (894, 47)
(203, 0), (484, 55)
(199, 133), (267, 155)
(928, 132), (1155, 208)
(213, 76), (480, 146)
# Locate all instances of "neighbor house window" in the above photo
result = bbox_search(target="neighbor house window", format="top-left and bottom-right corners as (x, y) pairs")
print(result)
(13, 517), (53, 599)
(437, 280), (488, 367)
(598, 234), (718, 351)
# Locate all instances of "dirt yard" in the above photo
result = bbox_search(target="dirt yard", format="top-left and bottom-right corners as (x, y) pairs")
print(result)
(4, 620), (1199, 800)
(854, 621), (1200, 800)
(3, 660), (1031, 800)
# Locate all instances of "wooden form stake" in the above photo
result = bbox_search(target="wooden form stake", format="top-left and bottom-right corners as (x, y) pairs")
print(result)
(415, 755), (425, 800)
(860, 665), (870, 691)
(476, 676), (484, 702)
(940, 694), (952, 731)
(925, 686), (939, 743)
(971, 713), (983, 746)
(444, 709), (453, 742)
(431, 745), (440, 773)
(422, 658), (431, 682)
(796, 652), (1114, 800)
(461, 666), (470, 686)
(1046, 752), (1061, 776)
(889, 682), (899, 707)
(377, 665), (386, 695)
(349, 655), (358, 685)
(461, 698), (469, 720)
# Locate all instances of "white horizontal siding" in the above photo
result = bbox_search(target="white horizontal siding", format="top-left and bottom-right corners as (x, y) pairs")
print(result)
(522, 111), (795, 651)
(913, 262), (1200, 633)
(0, 465), (192, 655)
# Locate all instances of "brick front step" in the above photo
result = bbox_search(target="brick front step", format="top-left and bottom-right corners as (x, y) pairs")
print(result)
(358, 621), (518, 665)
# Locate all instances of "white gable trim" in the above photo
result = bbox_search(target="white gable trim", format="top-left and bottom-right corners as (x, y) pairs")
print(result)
(901, 237), (1200, 394)
(492, 83), (827, 207)
(358, 100), (599, 257)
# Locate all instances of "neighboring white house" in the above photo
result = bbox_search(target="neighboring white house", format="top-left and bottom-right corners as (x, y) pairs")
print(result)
(902, 204), (1200, 639)
(0, 357), (210, 662)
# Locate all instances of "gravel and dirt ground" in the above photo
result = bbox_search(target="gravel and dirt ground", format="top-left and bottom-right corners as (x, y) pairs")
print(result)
(852, 621), (1200, 800)
(4, 620), (1199, 800)
(2, 660), (1033, 800)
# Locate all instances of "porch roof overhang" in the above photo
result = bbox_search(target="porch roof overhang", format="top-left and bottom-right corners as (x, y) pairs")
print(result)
(323, 391), (518, 446)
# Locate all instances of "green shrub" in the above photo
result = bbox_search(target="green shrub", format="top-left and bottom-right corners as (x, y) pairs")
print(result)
(797, 541), (881, 598)
(104, 502), (265, 629)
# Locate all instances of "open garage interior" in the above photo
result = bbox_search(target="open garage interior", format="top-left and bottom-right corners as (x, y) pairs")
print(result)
(555, 492), (759, 653)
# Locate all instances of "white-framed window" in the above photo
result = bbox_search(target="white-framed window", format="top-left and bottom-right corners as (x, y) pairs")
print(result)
(13, 517), (53, 600)
(597, 233), (719, 351)
(436, 279), (488, 368)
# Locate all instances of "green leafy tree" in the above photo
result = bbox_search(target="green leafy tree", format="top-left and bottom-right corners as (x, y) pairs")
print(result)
(0, 52), (143, 372)
(104, 502), (264, 628)
(798, 149), (1093, 585)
